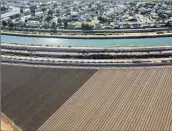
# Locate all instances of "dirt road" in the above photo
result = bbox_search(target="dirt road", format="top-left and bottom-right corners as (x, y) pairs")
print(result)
(1, 113), (21, 131)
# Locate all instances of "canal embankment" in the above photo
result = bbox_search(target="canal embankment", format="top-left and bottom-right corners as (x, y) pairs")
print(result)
(1, 43), (172, 67)
(2, 29), (172, 39)
(2, 55), (172, 68)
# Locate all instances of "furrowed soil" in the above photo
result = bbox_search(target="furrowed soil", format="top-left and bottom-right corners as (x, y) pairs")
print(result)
(1, 64), (97, 131)
(38, 67), (172, 131)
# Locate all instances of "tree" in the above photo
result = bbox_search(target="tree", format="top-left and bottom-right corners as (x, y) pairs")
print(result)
(90, 8), (95, 12)
(165, 21), (172, 27)
(43, 23), (49, 29)
(52, 22), (57, 29)
(57, 18), (62, 24)
(30, 6), (36, 16)
(64, 21), (68, 28)
(46, 16), (53, 22)
(1, 7), (8, 12)
(16, 14), (21, 18)
(55, 9), (60, 16)
(81, 22), (94, 30)
(81, 22), (85, 29)
(20, 8), (24, 13)
(88, 4), (92, 8)
(2, 20), (7, 27)
(98, 16), (109, 23)
(53, 3), (57, 8)
(40, 16), (43, 21)
(30, 9), (36, 16)
(56, 9), (60, 14)
(133, 8), (138, 13)
(8, 21), (15, 28)
(10, 14), (21, 19)
(48, 10), (53, 15)
(66, 11), (71, 16)
(41, 7), (46, 13)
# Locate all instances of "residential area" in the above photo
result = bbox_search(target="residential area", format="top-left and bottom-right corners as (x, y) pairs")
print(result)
(1, 0), (172, 30)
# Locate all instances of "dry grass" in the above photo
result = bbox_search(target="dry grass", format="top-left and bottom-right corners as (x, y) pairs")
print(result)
(38, 67), (172, 131)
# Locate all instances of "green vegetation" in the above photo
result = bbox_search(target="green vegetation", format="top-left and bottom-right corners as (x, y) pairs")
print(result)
(81, 22), (94, 30)
(46, 16), (53, 22)
(2, 51), (172, 60)
(8, 21), (15, 28)
(1, 7), (8, 13)
(2, 21), (7, 27)
(20, 8), (23, 13)
(41, 7), (46, 13)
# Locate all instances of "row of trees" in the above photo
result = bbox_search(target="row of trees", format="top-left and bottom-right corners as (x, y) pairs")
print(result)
(2, 20), (18, 28)
(2, 18), (69, 29)
(81, 22), (94, 29)
(1, 7), (8, 12)
(98, 16), (110, 23)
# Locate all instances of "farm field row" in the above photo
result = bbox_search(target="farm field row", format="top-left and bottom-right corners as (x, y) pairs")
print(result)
(39, 67), (172, 131)
(1, 64), (172, 131)
(1, 64), (97, 131)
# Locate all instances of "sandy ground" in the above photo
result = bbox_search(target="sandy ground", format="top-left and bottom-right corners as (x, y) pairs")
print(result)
(1, 113), (21, 131)
(1, 119), (14, 131)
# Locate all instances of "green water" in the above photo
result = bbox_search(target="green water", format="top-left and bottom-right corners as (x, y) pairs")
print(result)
(1, 34), (172, 48)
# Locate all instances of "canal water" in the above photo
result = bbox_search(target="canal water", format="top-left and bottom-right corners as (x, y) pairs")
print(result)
(1, 34), (172, 48)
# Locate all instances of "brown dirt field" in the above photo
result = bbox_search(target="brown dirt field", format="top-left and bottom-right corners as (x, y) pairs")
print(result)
(38, 67), (172, 131)
(1, 64), (97, 131)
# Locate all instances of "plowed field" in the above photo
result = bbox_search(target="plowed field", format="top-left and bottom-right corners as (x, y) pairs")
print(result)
(2, 64), (172, 131)
(38, 67), (172, 131)
(1, 64), (97, 131)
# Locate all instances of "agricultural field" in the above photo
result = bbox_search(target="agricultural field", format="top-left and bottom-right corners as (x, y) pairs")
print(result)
(39, 67), (172, 131)
(1, 64), (97, 131)
(1, 64), (172, 131)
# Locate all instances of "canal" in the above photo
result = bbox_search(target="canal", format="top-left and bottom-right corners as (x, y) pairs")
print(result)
(1, 34), (172, 48)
